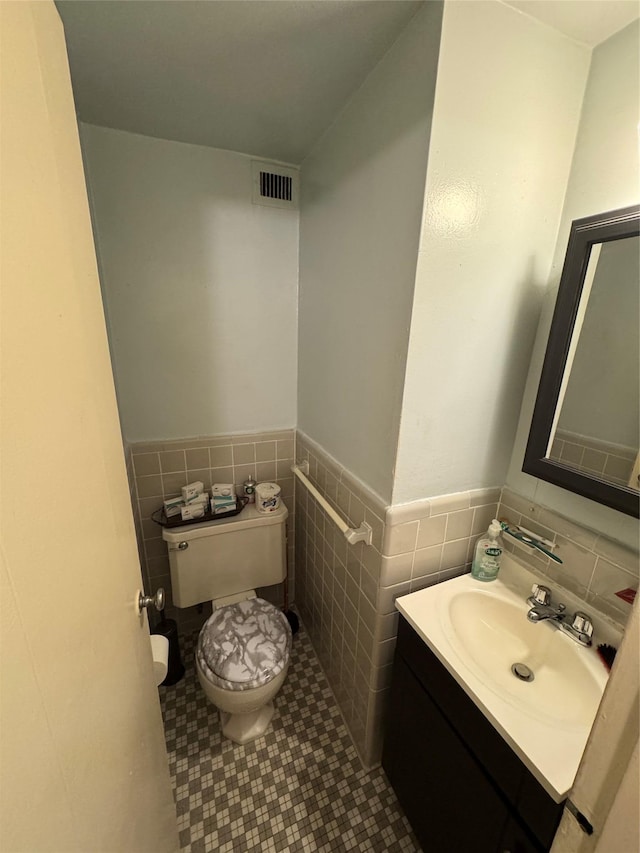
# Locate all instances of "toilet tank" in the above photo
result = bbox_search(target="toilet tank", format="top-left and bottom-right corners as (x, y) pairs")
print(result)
(162, 503), (288, 608)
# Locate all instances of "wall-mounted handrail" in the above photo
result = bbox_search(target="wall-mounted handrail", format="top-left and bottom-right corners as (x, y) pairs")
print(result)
(291, 462), (372, 546)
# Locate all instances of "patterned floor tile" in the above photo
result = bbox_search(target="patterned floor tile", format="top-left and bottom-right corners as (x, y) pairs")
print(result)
(160, 620), (421, 852)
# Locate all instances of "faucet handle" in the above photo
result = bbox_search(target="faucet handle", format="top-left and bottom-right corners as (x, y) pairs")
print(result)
(530, 584), (551, 605)
(560, 611), (594, 646)
(571, 611), (593, 639)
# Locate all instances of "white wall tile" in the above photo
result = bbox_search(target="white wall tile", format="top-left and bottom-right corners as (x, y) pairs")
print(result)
(445, 508), (474, 541)
(429, 492), (471, 515)
(412, 544), (442, 578)
(382, 521), (419, 556)
(416, 514), (446, 549)
(380, 554), (414, 588)
(441, 538), (469, 570)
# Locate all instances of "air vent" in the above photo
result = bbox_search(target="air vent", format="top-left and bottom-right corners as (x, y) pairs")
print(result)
(252, 161), (298, 210)
(260, 171), (292, 201)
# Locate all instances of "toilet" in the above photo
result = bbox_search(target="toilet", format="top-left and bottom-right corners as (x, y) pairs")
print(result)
(162, 502), (291, 744)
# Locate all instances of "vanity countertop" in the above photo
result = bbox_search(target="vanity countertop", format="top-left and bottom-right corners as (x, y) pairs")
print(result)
(395, 554), (615, 802)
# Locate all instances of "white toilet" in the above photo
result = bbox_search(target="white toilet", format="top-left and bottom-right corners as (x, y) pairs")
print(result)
(162, 503), (291, 744)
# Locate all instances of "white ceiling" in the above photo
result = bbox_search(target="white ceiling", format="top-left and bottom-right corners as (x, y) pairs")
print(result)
(503, 0), (639, 47)
(56, 0), (423, 165)
(57, 0), (639, 165)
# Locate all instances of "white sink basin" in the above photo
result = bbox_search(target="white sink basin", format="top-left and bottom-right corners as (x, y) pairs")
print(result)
(445, 588), (605, 729)
(395, 554), (617, 801)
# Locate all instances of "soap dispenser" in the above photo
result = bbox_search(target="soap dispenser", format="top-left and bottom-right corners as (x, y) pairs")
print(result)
(471, 518), (503, 582)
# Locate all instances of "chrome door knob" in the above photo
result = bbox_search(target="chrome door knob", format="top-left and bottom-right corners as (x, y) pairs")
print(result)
(138, 588), (165, 614)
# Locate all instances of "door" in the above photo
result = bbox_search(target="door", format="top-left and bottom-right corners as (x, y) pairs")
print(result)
(0, 3), (178, 851)
(550, 597), (639, 853)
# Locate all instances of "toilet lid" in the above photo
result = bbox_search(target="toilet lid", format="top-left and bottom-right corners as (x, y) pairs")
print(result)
(196, 598), (292, 692)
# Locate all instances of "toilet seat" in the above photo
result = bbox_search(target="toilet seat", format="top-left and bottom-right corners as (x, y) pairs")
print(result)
(197, 597), (291, 692)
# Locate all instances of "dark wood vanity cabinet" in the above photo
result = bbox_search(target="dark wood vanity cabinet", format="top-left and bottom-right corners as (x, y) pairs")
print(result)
(382, 616), (564, 853)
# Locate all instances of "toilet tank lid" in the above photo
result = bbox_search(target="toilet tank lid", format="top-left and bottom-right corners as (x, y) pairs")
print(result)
(162, 501), (288, 542)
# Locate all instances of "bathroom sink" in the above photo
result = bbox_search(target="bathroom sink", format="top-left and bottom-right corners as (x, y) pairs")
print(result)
(395, 554), (617, 801)
(444, 588), (604, 728)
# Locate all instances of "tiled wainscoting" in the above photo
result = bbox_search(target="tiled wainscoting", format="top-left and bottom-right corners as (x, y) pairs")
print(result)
(126, 430), (295, 633)
(293, 430), (501, 767)
(550, 429), (637, 488)
(498, 488), (639, 627)
(294, 432), (388, 766)
(124, 425), (639, 770)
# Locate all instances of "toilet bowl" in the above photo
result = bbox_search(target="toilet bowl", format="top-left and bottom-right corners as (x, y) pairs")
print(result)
(162, 502), (291, 744)
(196, 596), (291, 743)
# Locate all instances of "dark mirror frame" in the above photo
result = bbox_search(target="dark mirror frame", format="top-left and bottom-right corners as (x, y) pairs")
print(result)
(523, 204), (640, 519)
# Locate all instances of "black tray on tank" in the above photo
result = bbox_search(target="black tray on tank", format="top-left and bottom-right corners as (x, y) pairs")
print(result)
(151, 496), (249, 529)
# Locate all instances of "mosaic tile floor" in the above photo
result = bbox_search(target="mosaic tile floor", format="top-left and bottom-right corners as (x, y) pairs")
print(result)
(159, 621), (422, 852)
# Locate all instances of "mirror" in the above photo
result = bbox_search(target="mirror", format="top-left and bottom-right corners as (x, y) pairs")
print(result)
(523, 204), (640, 518)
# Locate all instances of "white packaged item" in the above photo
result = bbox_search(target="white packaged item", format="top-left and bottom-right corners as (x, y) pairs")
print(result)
(189, 492), (210, 511)
(164, 496), (183, 518)
(213, 503), (235, 515)
(182, 481), (204, 502)
(211, 483), (236, 498)
(186, 491), (208, 505)
(212, 482), (236, 514)
(181, 502), (205, 521)
(255, 482), (281, 513)
(212, 495), (235, 511)
(212, 495), (235, 507)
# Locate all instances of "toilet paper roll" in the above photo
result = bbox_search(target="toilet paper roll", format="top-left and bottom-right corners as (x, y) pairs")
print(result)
(150, 634), (169, 686)
(255, 482), (281, 513)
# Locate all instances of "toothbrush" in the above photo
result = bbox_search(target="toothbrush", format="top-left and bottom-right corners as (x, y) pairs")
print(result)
(519, 533), (563, 564)
(516, 525), (563, 563)
(518, 525), (555, 550)
(499, 521), (563, 564)
(499, 521), (533, 548)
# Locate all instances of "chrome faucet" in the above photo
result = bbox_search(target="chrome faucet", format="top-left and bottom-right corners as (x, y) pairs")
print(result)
(526, 584), (594, 646)
(526, 584), (566, 623)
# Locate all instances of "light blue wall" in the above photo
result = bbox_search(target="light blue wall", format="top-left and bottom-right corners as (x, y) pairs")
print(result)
(506, 21), (640, 549)
(297, 2), (443, 502)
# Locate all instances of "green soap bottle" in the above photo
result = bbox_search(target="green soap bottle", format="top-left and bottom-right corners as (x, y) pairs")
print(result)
(471, 518), (503, 582)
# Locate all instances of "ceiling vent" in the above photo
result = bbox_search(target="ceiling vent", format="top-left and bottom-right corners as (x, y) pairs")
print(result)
(252, 161), (298, 210)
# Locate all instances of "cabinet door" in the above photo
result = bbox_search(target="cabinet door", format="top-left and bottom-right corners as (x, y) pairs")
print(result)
(396, 616), (524, 800)
(498, 815), (545, 853)
(517, 772), (563, 850)
(383, 656), (508, 853)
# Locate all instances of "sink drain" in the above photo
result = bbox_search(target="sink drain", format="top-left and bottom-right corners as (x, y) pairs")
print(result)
(511, 662), (534, 682)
